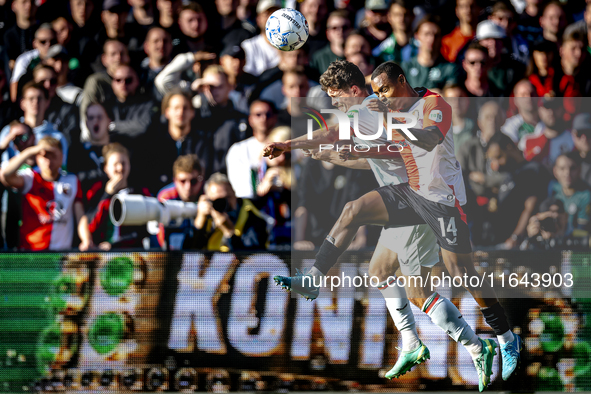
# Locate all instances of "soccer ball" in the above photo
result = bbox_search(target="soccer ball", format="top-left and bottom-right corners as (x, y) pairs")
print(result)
(265, 8), (309, 52)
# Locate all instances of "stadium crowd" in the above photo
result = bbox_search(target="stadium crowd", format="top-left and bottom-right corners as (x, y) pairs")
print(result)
(0, 0), (590, 251)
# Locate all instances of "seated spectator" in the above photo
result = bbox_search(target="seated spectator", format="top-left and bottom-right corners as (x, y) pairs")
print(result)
(488, 0), (529, 65)
(311, 10), (351, 75)
(32, 64), (79, 145)
(4, 0), (38, 70)
(527, 39), (558, 97)
(10, 23), (57, 102)
(79, 143), (149, 250)
(519, 98), (573, 169)
(373, 0), (417, 64)
(401, 15), (458, 90)
(107, 64), (157, 140)
(548, 152), (591, 234)
(0, 136), (90, 251)
(443, 84), (475, 156)
(359, 0), (391, 50)
(139, 27), (173, 100)
(216, 0), (256, 48)
(44, 45), (83, 106)
(485, 132), (549, 248)
(240, 0), (281, 76)
(521, 198), (572, 250)
(475, 20), (525, 96)
(256, 126), (292, 248)
(193, 172), (271, 251)
(219, 45), (257, 114)
(132, 90), (198, 195)
(501, 79), (539, 144)
(571, 113), (591, 187)
(67, 103), (112, 205)
(461, 42), (501, 97)
(300, 0), (329, 56)
(157, 154), (204, 249)
(227, 100), (278, 199)
(440, 0), (479, 63)
(458, 100), (506, 198)
(0, 82), (68, 166)
(539, 1), (567, 44)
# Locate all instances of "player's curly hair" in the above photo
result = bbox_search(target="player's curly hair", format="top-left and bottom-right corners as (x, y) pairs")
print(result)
(319, 60), (366, 92)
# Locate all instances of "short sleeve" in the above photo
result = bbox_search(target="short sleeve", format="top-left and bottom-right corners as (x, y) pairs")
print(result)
(422, 95), (453, 142)
(17, 167), (35, 194)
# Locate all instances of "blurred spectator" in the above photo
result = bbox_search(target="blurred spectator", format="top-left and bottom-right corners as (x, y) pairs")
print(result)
(488, 0), (529, 65)
(256, 126), (292, 248)
(402, 15), (458, 90)
(219, 45), (257, 114)
(519, 98), (573, 168)
(227, 100), (278, 199)
(458, 100), (506, 197)
(153, 50), (217, 99)
(527, 39), (558, 97)
(127, 0), (155, 31)
(441, 0), (480, 63)
(108, 64), (157, 140)
(344, 30), (372, 59)
(80, 143), (149, 250)
(156, 0), (182, 31)
(476, 20), (525, 96)
(32, 64), (79, 146)
(4, 0), (38, 70)
(0, 136), (89, 251)
(157, 154), (204, 249)
(299, 0), (329, 56)
(373, 0), (416, 63)
(10, 23), (56, 101)
(79, 39), (130, 130)
(557, 30), (590, 97)
(192, 66), (249, 178)
(0, 69), (15, 130)
(461, 42), (500, 97)
(311, 10), (351, 75)
(237, 0), (258, 27)
(68, 0), (100, 84)
(193, 172), (271, 251)
(359, 0), (392, 50)
(502, 79), (539, 144)
(215, 0), (256, 49)
(67, 102), (111, 204)
(517, 0), (544, 46)
(51, 17), (73, 53)
(571, 113), (591, 187)
(548, 151), (591, 234)
(174, 2), (214, 55)
(132, 90), (198, 195)
(140, 27), (172, 99)
(44, 45), (83, 106)
(486, 132), (549, 248)
(443, 83), (475, 155)
(0, 121), (35, 167)
(241, 0), (281, 76)
(522, 198), (570, 250)
(98, 0), (131, 49)
(347, 52), (375, 87)
(0, 82), (68, 166)
(539, 1), (567, 44)
(276, 68), (311, 131)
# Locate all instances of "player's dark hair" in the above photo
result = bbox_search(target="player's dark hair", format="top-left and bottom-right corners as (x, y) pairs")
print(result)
(371, 61), (406, 85)
(320, 60), (366, 92)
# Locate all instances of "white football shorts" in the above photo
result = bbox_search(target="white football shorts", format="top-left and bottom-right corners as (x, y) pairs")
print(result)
(378, 224), (439, 276)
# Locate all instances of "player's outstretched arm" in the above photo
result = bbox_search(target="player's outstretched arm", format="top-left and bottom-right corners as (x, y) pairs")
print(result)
(305, 148), (371, 170)
(263, 124), (340, 159)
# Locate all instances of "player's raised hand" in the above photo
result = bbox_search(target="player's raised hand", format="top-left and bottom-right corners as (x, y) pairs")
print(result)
(263, 142), (290, 159)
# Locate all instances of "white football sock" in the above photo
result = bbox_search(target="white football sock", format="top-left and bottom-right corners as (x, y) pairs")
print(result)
(497, 330), (515, 345)
(423, 292), (483, 359)
(379, 277), (420, 351)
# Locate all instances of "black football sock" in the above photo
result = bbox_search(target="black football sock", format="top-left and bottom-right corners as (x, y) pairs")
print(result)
(480, 302), (511, 336)
(313, 238), (344, 275)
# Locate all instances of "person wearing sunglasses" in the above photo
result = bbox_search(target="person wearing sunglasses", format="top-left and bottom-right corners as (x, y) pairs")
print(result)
(461, 42), (500, 98)
(156, 154), (204, 250)
(79, 142), (150, 251)
(488, 1), (529, 65)
(311, 10), (351, 75)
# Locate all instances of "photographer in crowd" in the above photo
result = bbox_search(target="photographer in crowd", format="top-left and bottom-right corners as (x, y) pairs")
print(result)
(521, 198), (578, 250)
(193, 172), (272, 251)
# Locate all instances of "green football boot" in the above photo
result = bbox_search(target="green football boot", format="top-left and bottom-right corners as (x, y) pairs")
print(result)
(385, 341), (430, 379)
(473, 338), (497, 392)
